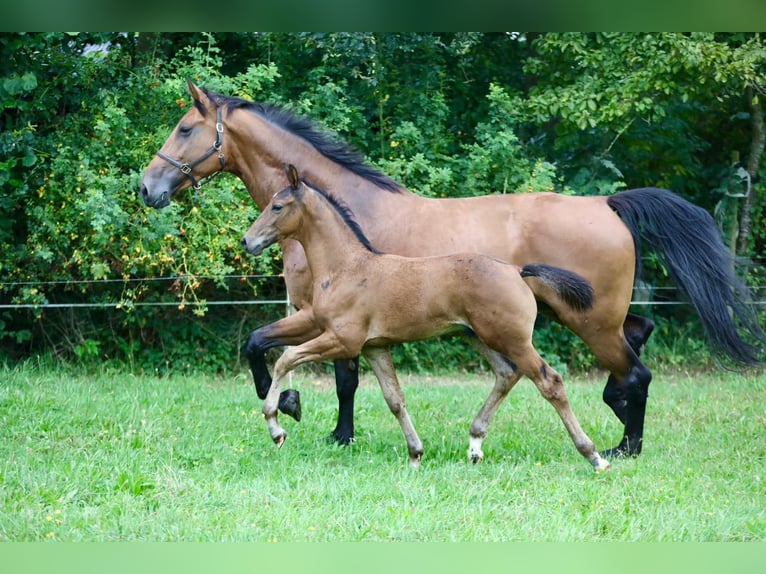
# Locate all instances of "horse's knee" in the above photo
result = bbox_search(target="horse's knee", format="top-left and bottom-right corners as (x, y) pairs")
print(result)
(245, 328), (279, 400)
(246, 327), (272, 358)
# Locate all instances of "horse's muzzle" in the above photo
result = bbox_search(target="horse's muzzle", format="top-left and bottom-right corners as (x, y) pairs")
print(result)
(141, 184), (170, 209)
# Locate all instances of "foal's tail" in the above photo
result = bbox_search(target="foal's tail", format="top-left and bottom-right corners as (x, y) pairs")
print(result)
(607, 187), (765, 365)
(520, 264), (594, 313)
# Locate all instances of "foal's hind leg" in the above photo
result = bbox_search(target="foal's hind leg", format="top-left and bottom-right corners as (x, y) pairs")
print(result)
(518, 349), (610, 472)
(463, 337), (522, 463)
(363, 347), (424, 468)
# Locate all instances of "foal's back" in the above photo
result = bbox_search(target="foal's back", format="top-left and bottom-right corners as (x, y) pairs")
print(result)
(320, 248), (538, 355)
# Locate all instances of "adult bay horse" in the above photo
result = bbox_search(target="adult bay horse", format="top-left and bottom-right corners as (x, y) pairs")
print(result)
(241, 164), (609, 471)
(140, 80), (765, 457)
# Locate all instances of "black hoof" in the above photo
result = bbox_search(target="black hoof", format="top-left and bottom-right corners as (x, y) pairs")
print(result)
(278, 389), (302, 422)
(330, 429), (354, 446)
(602, 438), (641, 459)
(601, 446), (628, 459)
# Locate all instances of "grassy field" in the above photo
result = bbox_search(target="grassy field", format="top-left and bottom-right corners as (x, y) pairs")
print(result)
(0, 361), (764, 541)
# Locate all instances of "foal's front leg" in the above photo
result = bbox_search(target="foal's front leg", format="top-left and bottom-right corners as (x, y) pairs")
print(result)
(263, 331), (345, 447)
(246, 308), (323, 422)
(363, 347), (424, 468)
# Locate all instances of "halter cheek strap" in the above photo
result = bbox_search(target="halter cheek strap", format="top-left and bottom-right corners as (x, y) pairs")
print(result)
(156, 106), (226, 191)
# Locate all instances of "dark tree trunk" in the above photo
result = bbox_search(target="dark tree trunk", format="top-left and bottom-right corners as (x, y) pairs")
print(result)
(737, 86), (765, 256)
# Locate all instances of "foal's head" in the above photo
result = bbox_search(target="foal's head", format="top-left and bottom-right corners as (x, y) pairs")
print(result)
(242, 164), (381, 257)
(241, 164), (305, 256)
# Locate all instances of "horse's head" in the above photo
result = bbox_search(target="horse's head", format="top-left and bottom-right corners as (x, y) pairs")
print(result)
(242, 164), (304, 256)
(140, 79), (226, 208)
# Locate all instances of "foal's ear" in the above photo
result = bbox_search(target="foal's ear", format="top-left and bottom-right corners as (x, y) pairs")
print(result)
(285, 164), (300, 190)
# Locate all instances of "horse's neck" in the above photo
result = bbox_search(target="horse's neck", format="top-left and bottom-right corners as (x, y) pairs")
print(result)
(296, 192), (371, 278)
(227, 108), (412, 214)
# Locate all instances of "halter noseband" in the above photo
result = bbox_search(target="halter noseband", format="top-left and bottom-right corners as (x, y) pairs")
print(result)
(156, 106), (226, 191)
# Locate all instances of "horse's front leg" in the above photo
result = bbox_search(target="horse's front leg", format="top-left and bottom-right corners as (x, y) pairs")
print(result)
(331, 357), (360, 445)
(246, 308), (322, 421)
(262, 330), (346, 448)
(362, 347), (424, 468)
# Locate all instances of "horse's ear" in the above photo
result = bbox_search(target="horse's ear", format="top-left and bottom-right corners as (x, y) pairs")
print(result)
(285, 164), (300, 189)
(186, 79), (212, 110)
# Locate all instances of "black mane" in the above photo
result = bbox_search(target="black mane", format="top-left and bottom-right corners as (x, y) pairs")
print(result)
(300, 178), (382, 255)
(205, 89), (401, 193)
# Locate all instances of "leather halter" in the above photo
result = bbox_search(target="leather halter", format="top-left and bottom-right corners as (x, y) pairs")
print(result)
(156, 106), (225, 190)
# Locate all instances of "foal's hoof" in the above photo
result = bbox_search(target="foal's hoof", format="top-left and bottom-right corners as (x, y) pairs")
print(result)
(273, 432), (287, 449)
(278, 390), (302, 422)
(592, 456), (612, 473)
(467, 442), (484, 464)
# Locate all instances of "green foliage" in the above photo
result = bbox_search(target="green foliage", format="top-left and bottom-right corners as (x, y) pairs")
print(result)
(1, 33), (765, 373)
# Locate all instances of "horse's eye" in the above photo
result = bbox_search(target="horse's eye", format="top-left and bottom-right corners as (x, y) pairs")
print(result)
(272, 204), (283, 213)
(178, 125), (192, 136)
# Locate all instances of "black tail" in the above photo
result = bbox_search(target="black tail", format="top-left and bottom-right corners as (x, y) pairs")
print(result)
(521, 263), (594, 313)
(607, 187), (765, 365)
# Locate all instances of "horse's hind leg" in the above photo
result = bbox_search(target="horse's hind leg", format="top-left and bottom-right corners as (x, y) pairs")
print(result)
(602, 313), (655, 425)
(586, 324), (653, 458)
(363, 347), (424, 468)
(463, 337), (523, 463)
(601, 344), (652, 458)
(518, 349), (610, 472)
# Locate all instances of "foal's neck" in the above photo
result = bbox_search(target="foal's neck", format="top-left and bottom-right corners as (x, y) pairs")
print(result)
(296, 190), (375, 277)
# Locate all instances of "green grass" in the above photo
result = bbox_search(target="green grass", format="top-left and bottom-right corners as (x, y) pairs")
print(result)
(0, 361), (764, 541)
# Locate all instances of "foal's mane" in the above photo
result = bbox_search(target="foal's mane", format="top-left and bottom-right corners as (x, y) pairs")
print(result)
(300, 178), (382, 255)
(203, 88), (402, 194)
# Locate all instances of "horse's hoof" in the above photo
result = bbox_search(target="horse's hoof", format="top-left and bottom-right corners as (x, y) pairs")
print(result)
(330, 429), (354, 446)
(278, 390), (302, 422)
(273, 433), (287, 448)
(602, 445), (640, 459)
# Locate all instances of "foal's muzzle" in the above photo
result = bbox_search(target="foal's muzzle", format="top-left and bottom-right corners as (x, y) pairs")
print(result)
(242, 235), (272, 256)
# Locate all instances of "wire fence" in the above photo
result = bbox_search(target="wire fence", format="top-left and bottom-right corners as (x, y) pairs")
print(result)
(0, 275), (290, 310)
(2, 274), (766, 310)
